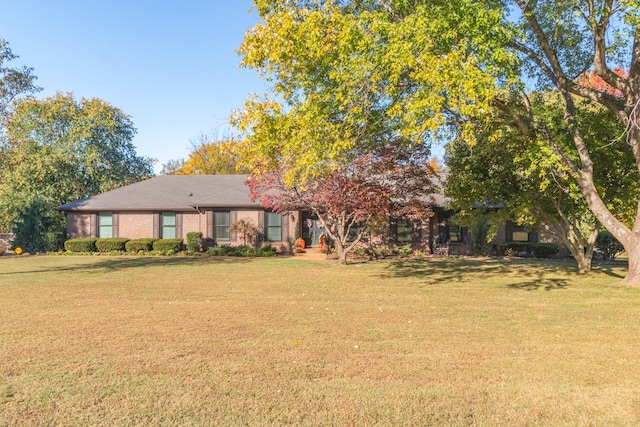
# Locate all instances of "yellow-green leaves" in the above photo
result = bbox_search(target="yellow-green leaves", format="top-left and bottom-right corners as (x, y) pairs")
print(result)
(235, 0), (517, 183)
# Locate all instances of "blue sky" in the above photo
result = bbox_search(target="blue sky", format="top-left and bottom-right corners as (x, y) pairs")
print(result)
(0, 0), (267, 173)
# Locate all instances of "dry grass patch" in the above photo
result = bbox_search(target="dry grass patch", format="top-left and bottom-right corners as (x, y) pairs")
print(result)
(0, 256), (639, 425)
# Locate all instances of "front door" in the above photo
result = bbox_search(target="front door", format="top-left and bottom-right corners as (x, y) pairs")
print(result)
(302, 212), (324, 246)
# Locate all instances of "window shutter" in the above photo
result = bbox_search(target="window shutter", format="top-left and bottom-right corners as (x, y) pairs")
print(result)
(282, 213), (289, 242)
(389, 218), (397, 244)
(230, 211), (237, 242)
(153, 213), (160, 239)
(90, 213), (97, 238)
(258, 211), (265, 243)
(112, 213), (119, 238)
(176, 213), (183, 239)
(206, 211), (213, 239)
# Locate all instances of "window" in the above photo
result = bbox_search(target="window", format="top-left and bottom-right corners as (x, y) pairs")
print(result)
(447, 225), (462, 242)
(512, 231), (529, 242)
(347, 224), (363, 242)
(442, 213), (466, 243)
(161, 212), (176, 238)
(508, 222), (531, 242)
(396, 218), (413, 243)
(266, 212), (282, 242)
(98, 212), (113, 238)
(215, 212), (230, 241)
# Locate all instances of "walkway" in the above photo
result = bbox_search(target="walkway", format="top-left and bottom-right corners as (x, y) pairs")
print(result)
(291, 246), (329, 260)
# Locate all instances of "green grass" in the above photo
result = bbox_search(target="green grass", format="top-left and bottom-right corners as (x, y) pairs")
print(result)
(0, 255), (639, 426)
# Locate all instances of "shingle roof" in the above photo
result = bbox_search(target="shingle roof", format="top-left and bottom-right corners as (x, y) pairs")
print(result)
(56, 175), (260, 212)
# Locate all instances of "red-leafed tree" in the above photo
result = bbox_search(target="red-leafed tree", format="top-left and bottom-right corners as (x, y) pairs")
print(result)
(576, 67), (627, 98)
(247, 144), (439, 265)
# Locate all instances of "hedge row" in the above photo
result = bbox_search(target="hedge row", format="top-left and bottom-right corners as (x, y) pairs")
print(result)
(206, 244), (277, 257)
(64, 238), (185, 253)
(64, 238), (98, 252)
(495, 242), (559, 258)
(96, 238), (130, 252)
(125, 238), (156, 252)
(186, 232), (203, 253)
(62, 238), (277, 257)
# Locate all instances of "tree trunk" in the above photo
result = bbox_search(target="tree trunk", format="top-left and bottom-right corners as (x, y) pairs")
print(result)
(573, 250), (593, 275)
(563, 229), (597, 275)
(621, 234), (640, 286)
(337, 245), (348, 265)
(562, 241), (593, 275)
(559, 91), (638, 284)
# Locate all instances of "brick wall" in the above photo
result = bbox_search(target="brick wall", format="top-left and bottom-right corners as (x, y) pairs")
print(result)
(64, 210), (297, 253)
(182, 211), (206, 236)
(118, 212), (155, 239)
(66, 213), (93, 239)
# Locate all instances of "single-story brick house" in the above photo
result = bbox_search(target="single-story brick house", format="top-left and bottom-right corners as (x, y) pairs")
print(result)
(56, 174), (548, 254)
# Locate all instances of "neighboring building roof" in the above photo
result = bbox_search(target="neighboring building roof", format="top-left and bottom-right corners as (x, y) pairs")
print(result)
(56, 175), (260, 212)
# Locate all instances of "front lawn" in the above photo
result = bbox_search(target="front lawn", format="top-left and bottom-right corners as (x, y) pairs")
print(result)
(0, 256), (638, 425)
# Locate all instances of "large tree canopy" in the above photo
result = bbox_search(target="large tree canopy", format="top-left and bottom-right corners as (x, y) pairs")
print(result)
(500, 0), (640, 285)
(233, 0), (512, 261)
(234, 0), (515, 184)
(446, 92), (637, 274)
(237, 0), (640, 284)
(0, 93), (154, 246)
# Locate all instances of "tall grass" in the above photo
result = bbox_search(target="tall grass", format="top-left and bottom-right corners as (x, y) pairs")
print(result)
(0, 256), (638, 425)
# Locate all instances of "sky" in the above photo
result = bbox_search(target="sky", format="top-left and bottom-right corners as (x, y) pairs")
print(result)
(0, 0), (267, 173)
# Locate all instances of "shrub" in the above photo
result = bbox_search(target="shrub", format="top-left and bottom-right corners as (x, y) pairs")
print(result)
(65, 238), (98, 252)
(354, 247), (368, 257)
(206, 244), (278, 257)
(398, 244), (414, 258)
(206, 245), (234, 256)
(12, 197), (63, 253)
(257, 244), (277, 257)
(531, 243), (559, 258)
(95, 238), (130, 252)
(227, 219), (260, 246)
(186, 232), (203, 253)
(595, 231), (624, 261)
(496, 242), (559, 258)
(374, 248), (395, 259)
(152, 238), (184, 253)
(125, 238), (157, 253)
(468, 217), (492, 255)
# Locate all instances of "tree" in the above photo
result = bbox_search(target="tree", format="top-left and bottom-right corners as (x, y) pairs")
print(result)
(446, 92), (636, 273)
(0, 38), (40, 126)
(0, 37), (41, 220)
(160, 158), (185, 175)
(11, 197), (59, 254)
(487, 0), (640, 285)
(227, 218), (260, 246)
(0, 92), (155, 247)
(248, 144), (438, 265)
(234, 0), (512, 185)
(238, 0), (640, 284)
(234, 1), (503, 261)
(162, 133), (249, 175)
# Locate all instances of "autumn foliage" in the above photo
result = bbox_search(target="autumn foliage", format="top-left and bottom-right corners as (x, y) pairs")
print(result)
(576, 67), (627, 98)
(247, 144), (439, 264)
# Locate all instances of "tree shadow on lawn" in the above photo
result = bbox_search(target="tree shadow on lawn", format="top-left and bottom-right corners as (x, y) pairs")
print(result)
(507, 278), (570, 291)
(380, 257), (576, 290)
(0, 255), (254, 277)
(591, 261), (627, 279)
